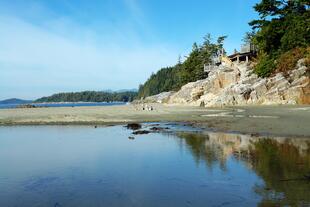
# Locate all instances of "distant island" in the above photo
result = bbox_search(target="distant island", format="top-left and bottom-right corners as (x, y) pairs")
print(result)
(0, 91), (138, 107)
(0, 98), (33, 105)
(35, 91), (137, 103)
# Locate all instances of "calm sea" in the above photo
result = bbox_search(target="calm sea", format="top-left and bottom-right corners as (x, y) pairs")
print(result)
(0, 102), (126, 109)
(0, 123), (309, 206)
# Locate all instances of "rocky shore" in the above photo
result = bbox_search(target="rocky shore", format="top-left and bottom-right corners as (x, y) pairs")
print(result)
(143, 59), (309, 106)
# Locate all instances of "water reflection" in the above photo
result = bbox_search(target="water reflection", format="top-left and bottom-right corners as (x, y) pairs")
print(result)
(176, 131), (310, 206)
(0, 125), (309, 207)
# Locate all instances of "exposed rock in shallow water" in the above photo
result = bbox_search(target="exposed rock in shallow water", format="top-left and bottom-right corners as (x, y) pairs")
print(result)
(125, 123), (142, 130)
(149, 126), (170, 131)
(132, 130), (150, 135)
(16, 104), (37, 108)
(147, 59), (309, 106)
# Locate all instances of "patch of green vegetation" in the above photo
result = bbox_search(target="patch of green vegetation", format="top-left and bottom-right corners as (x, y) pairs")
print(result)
(275, 47), (308, 74)
(254, 53), (276, 77)
(249, 0), (310, 76)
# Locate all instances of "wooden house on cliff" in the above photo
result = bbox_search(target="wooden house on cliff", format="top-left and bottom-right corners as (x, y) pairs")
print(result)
(204, 43), (257, 73)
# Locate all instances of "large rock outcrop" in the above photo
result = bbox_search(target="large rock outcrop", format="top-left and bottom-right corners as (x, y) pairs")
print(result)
(152, 59), (309, 107)
(143, 91), (175, 103)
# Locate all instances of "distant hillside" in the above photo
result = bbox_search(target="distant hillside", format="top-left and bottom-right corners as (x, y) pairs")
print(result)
(35, 91), (137, 103)
(115, 88), (138, 93)
(102, 89), (138, 93)
(0, 98), (33, 104)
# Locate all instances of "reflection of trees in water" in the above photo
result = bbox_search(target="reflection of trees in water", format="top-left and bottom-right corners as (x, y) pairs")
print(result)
(249, 139), (310, 207)
(176, 132), (228, 171)
(175, 132), (310, 206)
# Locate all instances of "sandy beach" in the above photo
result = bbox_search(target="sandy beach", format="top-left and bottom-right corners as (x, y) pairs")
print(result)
(0, 104), (309, 137)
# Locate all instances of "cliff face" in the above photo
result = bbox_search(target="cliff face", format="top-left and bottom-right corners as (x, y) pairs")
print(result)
(152, 59), (309, 107)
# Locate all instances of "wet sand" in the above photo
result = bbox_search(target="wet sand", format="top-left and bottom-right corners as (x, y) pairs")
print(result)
(0, 104), (309, 137)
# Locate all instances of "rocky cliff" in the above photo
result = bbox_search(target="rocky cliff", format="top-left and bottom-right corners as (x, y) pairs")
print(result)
(148, 59), (309, 107)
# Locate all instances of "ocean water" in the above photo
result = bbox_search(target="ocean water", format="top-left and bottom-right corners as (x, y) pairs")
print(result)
(0, 124), (309, 207)
(0, 102), (126, 109)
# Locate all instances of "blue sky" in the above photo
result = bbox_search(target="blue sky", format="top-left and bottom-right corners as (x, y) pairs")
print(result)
(0, 0), (259, 99)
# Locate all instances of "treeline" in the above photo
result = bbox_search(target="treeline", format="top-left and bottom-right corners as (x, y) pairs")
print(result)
(138, 35), (226, 98)
(248, 0), (310, 77)
(35, 91), (137, 103)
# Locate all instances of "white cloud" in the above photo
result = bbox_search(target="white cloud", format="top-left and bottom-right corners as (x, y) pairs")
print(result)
(0, 3), (179, 99)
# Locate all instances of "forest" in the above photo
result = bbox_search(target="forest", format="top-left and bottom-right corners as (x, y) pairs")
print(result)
(35, 91), (137, 103)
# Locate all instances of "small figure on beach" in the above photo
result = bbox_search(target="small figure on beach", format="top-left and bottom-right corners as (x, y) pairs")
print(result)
(142, 104), (154, 111)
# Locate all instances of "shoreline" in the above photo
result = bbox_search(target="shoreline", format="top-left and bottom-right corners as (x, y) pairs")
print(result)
(2, 121), (309, 139)
(32, 101), (127, 104)
(0, 104), (310, 138)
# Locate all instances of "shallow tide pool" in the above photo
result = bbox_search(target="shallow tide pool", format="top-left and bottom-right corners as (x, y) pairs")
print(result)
(0, 124), (309, 207)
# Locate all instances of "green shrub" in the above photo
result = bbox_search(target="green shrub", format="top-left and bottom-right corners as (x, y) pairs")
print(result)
(255, 47), (310, 77)
(275, 48), (306, 74)
(254, 53), (276, 77)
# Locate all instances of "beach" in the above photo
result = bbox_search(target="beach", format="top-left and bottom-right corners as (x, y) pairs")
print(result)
(1, 104), (309, 137)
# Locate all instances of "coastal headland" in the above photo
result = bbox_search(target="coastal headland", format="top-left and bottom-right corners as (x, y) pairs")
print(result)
(1, 104), (309, 137)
